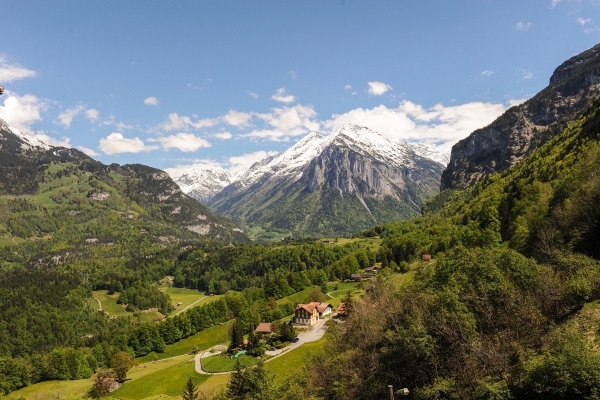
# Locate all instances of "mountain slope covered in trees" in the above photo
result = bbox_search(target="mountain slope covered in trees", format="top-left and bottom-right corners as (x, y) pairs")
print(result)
(279, 98), (600, 400)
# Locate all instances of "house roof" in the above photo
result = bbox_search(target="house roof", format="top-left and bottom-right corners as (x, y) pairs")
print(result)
(295, 302), (332, 314)
(422, 254), (432, 260)
(337, 302), (346, 314)
(255, 322), (272, 334)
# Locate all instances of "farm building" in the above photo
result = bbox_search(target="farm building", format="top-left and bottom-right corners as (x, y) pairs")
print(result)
(293, 302), (333, 326)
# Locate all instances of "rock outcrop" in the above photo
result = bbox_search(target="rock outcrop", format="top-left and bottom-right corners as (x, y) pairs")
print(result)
(441, 43), (600, 190)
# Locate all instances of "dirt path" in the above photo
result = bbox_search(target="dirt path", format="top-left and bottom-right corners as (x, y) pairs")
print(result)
(175, 296), (207, 315)
(194, 318), (330, 375)
(326, 292), (334, 298)
(94, 297), (102, 311)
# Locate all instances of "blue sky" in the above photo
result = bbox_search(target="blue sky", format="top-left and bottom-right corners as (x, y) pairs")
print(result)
(1, 0), (599, 176)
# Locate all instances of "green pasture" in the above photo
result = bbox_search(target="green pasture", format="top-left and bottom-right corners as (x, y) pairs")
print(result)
(265, 335), (329, 383)
(201, 354), (261, 373)
(138, 322), (230, 362)
(108, 357), (209, 400)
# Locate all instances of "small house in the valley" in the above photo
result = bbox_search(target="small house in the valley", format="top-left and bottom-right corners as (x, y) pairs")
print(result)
(365, 267), (378, 275)
(294, 302), (333, 326)
(177, 302), (183, 307)
(255, 322), (273, 335)
(350, 273), (362, 281)
(422, 254), (432, 262)
(337, 302), (347, 316)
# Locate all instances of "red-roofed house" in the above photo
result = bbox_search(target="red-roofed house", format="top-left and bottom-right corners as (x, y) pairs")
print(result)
(337, 302), (347, 316)
(293, 302), (333, 326)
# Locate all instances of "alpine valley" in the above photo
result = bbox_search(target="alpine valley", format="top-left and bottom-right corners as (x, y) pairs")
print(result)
(175, 125), (448, 240)
(5, 36), (600, 400)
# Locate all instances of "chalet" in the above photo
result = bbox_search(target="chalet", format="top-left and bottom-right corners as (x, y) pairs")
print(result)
(294, 302), (333, 326)
(365, 267), (378, 275)
(255, 322), (272, 335)
(422, 254), (432, 261)
(177, 302), (183, 306)
(337, 302), (347, 316)
(350, 273), (363, 281)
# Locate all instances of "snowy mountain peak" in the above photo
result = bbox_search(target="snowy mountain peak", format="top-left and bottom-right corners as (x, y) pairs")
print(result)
(0, 119), (51, 150)
(173, 165), (235, 203)
(238, 131), (328, 184)
(325, 124), (412, 167)
(408, 143), (451, 166)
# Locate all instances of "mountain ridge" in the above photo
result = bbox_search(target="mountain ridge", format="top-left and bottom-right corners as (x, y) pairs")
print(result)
(441, 42), (600, 190)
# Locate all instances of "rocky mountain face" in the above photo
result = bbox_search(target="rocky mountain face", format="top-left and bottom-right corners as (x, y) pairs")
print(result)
(0, 119), (249, 244)
(173, 166), (235, 203)
(207, 125), (444, 239)
(441, 43), (600, 190)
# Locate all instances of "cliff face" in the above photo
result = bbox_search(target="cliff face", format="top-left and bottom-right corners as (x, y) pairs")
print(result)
(441, 43), (600, 190)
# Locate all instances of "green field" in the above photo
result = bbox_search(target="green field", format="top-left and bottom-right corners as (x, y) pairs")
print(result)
(5, 322), (330, 399)
(138, 322), (231, 362)
(161, 287), (207, 314)
(321, 236), (383, 251)
(108, 357), (209, 400)
(265, 335), (329, 383)
(201, 354), (261, 373)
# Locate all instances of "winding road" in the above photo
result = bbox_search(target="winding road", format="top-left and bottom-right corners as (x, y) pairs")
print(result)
(194, 318), (330, 375)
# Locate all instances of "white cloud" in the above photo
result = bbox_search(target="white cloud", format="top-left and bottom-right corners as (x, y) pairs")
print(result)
(214, 132), (233, 139)
(345, 85), (352, 90)
(31, 130), (71, 148)
(351, 91), (357, 96)
(248, 104), (320, 141)
(288, 70), (298, 80)
(85, 108), (100, 122)
(516, 21), (532, 31)
(116, 121), (136, 131)
(158, 113), (219, 132)
(144, 97), (159, 106)
(223, 110), (252, 127)
(76, 145), (99, 156)
(325, 100), (508, 152)
(508, 98), (529, 107)
(577, 17), (592, 25)
(271, 87), (296, 103)
(367, 81), (392, 96)
(550, 0), (561, 8)
(584, 26), (600, 33)
(522, 71), (533, 79)
(99, 133), (159, 155)
(0, 92), (47, 134)
(481, 70), (494, 77)
(228, 150), (279, 174)
(101, 114), (115, 126)
(149, 133), (212, 152)
(56, 105), (85, 128)
(0, 59), (37, 83)
(247, 91), (259, 98)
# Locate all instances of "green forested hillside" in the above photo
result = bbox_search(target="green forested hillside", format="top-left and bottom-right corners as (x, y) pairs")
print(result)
(276, 99), (600, 399)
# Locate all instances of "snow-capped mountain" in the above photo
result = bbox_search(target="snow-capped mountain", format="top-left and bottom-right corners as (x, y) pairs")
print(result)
(0, 119), (51, 150)
(408, 143), (451, 166)
(173, 166), (235, 203)
(207, 124), (445, 239)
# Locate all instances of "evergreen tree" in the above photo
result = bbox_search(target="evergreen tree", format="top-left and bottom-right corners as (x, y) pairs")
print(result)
(229, 319), (244, 349)
(181, 377), (199, 400)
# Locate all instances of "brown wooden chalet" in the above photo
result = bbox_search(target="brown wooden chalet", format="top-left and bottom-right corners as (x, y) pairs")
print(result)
(255, 322), (272, 334)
